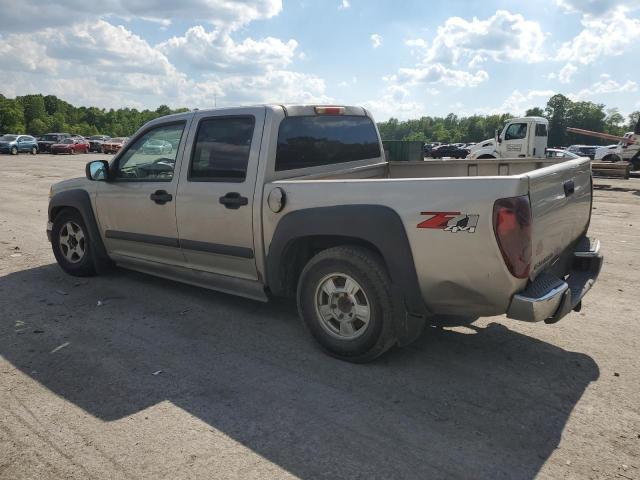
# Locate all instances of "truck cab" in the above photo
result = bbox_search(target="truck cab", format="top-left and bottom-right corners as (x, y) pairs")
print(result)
(468, 117), (549, 160)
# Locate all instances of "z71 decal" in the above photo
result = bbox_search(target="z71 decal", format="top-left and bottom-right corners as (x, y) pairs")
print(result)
(417, 212), (479, 233)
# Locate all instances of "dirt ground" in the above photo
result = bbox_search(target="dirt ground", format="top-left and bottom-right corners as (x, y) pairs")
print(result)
(0, 153), (638, 480)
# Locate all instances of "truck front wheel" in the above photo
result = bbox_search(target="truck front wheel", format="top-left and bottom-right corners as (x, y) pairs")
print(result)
(51, 209), (97, 277)
(297, 246), (396, 362)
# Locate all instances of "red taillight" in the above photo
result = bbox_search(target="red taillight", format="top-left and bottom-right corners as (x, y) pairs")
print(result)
(314, 106), (345, 115)
(493, 195), (532, 279)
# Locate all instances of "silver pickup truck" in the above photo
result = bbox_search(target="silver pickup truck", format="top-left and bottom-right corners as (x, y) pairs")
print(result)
(48, 105), (602, 362)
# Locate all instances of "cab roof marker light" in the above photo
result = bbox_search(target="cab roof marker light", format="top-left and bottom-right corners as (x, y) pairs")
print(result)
(314, 106), (345, 115)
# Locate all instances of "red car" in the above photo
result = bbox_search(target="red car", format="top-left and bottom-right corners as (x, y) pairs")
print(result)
(102, 137), (128, 154)
(51, 137), (90, 155)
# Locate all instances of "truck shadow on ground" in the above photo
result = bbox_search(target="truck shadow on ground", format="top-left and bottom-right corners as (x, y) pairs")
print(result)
(0, 264), (599, 479)
(594, 183), (640, 196)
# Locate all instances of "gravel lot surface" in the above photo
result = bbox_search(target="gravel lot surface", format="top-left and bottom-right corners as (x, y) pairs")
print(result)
(0, 153), (638, 479)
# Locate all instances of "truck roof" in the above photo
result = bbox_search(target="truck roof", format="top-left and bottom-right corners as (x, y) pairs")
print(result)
(164, 105), (370, 120)
(508, 116), (548, 124)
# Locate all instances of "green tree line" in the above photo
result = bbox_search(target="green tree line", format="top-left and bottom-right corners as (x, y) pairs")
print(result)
(378, 94), (640, 147)
(1, 92), (638, 147)
(0, 93), (188, 137)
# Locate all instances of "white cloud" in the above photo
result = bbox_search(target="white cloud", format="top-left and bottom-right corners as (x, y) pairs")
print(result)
(363, 85), (424, 121)
(387, 10), (543, 99)
(370, 34), (383, 49)
(556, 8), (640, 66)
(338, 0), (350, 10)
(395, 64), (489, 88)
(491, 89), (555, 115)
(422, 10), (546, 66)
(158, 25), (298, 73)
(405, 39), (428, 49)
(0, 21), (174, 76)
(215, 70), (331, 105)
(0, 19), (328, 110)
(558, 63), (577, 84)
(556, 0), (639, 17)
(570, 74), (638, 100)
(0, 0), (283, 33)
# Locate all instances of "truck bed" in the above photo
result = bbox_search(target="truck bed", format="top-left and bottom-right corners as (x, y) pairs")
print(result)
(300, 157), (572, 181)
(265, 156), (593, 317)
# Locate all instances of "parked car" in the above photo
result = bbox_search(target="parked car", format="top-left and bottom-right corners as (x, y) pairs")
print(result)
(51, 137), (90, 155)
(567, 145), (598, 159)
(594, 144), (618, 161)
(423, 143), (440, 156)
(87, 135), (112, 153)
(0, 134), (38, 155)
(38, 133), (71, 153)
(48, 104), (601, 362)
(142, 138), (173, 155)
(0, 134), (39, 155)
(102, 137), (128, 154)
(431, 144), (469, 159)
(545, 148), (580, 159)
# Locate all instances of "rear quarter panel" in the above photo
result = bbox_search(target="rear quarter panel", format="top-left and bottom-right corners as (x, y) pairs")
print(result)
(262, 176), (530, 316)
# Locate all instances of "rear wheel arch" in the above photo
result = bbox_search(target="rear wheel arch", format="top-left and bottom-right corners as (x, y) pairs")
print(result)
(266, 205), (429, 344)
(478, 154), (496, 159)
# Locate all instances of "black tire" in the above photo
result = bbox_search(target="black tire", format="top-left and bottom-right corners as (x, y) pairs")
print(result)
(10, 146), (18, 155)
(478, 154), (496, 159)
(31, 146), (38, 155)
(297, 246), (397, 362)
(51, 209), (97, 277)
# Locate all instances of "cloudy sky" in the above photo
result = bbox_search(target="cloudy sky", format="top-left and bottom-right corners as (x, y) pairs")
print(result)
(0, 0), (638, 120)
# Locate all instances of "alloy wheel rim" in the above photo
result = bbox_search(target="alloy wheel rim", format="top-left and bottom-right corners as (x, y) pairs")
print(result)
(314, 273), (371, 340)
(59, 221), (86, 264)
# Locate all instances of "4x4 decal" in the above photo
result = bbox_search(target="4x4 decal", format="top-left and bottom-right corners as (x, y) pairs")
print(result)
(417, 212), (479, 233)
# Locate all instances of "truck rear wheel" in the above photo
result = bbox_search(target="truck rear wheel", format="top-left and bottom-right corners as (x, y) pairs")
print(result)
(51, 209), (97, 277)
(297, 246), (396, 362)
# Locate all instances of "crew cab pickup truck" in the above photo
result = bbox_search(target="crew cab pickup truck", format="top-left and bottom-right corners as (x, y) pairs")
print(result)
(47, 105), (602, 362)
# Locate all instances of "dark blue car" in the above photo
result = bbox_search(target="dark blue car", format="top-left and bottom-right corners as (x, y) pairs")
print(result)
(0, 134), (39, 155)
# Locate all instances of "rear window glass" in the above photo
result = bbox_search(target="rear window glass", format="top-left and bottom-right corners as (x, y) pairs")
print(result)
(275, 115), (380, 171)
(535, 124), (547, 137)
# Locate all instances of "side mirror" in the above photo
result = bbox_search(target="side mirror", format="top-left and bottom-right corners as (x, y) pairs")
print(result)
(86, 160), (109, 181)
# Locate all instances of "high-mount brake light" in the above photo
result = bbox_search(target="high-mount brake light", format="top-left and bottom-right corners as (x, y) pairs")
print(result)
(314, 106), (345, 115)
(493, 195), (532, 279)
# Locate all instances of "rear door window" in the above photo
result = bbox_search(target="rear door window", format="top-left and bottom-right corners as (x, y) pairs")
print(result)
(275, 116), (380, 171)
(189, 116), (255, 182)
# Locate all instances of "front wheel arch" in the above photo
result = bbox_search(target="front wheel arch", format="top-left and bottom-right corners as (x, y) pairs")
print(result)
(49, 189), (112, 272)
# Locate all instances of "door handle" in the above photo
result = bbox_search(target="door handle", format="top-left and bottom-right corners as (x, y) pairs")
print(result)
(150, 190), (173, 205)
(219, 192), (248, 209)
(563, 180), (575, 197)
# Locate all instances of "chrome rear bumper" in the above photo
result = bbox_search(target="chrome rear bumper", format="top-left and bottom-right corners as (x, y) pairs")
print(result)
(507, 237), (602, 323)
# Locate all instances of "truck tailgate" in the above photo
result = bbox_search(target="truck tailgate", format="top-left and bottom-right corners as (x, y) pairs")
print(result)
(527, 157), (592, 278)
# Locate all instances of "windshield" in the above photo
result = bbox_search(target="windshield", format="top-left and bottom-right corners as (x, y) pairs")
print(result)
(112, 138), (126, 143)
(0, 135), (18, 141)
(61, 139), (74, 144)
(88, 136), (103, 140)
(43, 134), (61, 141)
